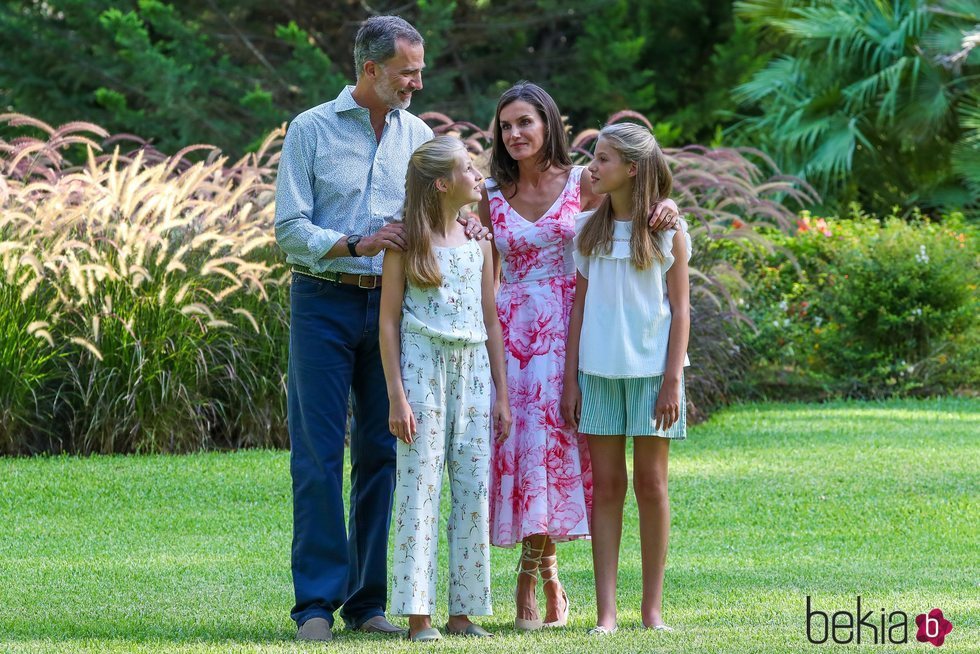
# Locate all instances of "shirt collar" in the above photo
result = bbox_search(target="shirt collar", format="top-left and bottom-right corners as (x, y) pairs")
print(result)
(334, 85), (402, 124)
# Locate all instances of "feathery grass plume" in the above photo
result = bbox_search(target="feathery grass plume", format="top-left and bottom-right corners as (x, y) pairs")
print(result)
(0, 115), (289, 453)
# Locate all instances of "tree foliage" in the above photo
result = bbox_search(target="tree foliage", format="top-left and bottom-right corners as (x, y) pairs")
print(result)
(0, 0), (747, 154)
(733, 0), (980, 214)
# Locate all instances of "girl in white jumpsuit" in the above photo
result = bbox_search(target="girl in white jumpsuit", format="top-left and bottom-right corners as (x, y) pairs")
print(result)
(379, 136), (511, 641)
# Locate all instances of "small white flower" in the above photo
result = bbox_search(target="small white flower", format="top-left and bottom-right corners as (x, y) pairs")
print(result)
(914, 244), (929, 264)
(814, 316), (823, 327)
(779, 300), (789, 312)
(913, 307), (923, 316)
(783, 318), (791, 326)
(773, 320), (780, 328)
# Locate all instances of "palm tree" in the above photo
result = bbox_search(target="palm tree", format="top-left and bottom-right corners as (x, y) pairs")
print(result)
(732, 0), (979, 214)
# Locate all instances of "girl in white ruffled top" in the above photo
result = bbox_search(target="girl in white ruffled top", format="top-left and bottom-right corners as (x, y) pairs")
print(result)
(561, 123), (691, 635)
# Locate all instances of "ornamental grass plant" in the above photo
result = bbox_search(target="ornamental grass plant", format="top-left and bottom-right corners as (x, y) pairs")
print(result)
(0, 114), (290, 453)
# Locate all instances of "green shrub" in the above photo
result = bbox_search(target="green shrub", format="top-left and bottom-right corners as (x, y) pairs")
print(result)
(732, 208), (979, 397)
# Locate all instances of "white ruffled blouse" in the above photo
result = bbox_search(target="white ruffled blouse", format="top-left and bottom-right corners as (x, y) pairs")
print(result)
(572, 211), (691, 378)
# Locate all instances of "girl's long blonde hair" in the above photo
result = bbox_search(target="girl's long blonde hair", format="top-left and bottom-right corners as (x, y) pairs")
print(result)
(402, 136), (466, 288)
(577, 123), (673, 270)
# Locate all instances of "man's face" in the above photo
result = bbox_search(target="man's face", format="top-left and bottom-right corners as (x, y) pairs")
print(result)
(372, 39), (425, 110)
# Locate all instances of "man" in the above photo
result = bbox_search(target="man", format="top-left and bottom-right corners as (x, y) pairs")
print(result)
(274, 15), (485, 642)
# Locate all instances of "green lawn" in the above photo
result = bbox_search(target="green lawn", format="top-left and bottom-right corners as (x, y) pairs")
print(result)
(1, 399), (977, 653)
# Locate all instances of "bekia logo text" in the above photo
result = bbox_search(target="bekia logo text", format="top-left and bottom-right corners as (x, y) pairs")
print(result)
(806, 596), (953, 646)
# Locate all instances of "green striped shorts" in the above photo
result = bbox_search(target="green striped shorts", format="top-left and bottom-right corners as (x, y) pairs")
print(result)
(578, 372), (687, 439)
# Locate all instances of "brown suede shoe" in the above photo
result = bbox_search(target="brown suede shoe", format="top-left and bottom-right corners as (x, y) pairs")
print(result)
(359, 615), (408, 636)
(297, 617), (333, 642)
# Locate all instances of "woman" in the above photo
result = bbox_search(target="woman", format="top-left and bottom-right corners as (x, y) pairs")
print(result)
(479, 81), (679, 630)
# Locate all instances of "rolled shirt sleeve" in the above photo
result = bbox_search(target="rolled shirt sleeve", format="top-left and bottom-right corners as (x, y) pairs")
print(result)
(274, 119), (344, 270)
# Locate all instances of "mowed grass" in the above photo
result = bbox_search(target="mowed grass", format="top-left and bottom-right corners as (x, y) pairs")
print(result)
(0, 399), (977, 653)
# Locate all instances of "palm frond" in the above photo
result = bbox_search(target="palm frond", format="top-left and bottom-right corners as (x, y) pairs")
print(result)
(805, 116), (863, 182)
(920, 21), (971, 55)
(733, 0), (799, 25)
(928, 0), (979, 22)
(897, 63), (954, 138)
(843, 56), (915, 122)
(952, 93), (980, 198)
(733, 56), (807, 105)
(873, 1), (930, 69)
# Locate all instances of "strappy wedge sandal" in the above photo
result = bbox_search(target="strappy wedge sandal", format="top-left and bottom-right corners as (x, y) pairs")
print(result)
(540, 551), (570, 628)
(514, 540), (544, 631)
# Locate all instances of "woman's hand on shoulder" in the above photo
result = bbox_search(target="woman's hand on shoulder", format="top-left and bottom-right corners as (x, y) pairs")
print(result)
(458, 211), (493, 241)
(389, 395), (417, 444)
(647, 198), (681, 232)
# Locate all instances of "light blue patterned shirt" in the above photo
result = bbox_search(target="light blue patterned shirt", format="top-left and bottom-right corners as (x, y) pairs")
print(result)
(274, 86), (434, 275)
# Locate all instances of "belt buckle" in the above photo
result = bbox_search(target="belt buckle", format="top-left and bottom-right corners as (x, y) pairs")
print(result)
(357, 274), (377, 289)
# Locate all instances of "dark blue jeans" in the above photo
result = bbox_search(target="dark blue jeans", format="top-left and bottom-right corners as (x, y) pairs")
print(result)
(287, 274), (395, 629)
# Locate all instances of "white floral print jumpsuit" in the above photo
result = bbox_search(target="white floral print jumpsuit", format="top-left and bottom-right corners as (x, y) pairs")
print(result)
(390, 240), (493, 617)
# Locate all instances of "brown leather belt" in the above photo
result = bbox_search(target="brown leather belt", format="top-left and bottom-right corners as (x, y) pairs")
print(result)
(292, 267), (382, 289)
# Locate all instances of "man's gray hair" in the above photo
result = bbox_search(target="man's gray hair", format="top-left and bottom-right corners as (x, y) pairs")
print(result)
(353, 16), (424, 79)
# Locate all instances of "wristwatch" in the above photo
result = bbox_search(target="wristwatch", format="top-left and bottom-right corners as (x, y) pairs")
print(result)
(347, 234), (362, 257)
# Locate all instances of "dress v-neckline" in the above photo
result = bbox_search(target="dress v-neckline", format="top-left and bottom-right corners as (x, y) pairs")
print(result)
(507, 170), (574, 225)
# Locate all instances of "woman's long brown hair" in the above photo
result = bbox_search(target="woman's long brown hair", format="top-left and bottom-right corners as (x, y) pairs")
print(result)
(577, 123), (672, 270)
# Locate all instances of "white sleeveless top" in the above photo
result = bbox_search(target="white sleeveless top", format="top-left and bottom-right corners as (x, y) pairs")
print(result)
(572, 212), (691, 378)
(401, 239), (488, 344)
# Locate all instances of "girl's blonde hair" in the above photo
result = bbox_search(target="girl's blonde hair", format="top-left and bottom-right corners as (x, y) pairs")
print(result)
(577, 123), (673, 269)
(403, 135), (467, 288)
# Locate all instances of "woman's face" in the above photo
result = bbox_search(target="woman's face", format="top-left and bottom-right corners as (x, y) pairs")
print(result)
(498, 100), (547, 163)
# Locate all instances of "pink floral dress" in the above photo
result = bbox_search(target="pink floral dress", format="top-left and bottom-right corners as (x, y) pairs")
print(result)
(487, 166), (593, 547)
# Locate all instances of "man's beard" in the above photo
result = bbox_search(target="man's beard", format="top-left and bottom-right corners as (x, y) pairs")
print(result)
(375, 77), (411, 110)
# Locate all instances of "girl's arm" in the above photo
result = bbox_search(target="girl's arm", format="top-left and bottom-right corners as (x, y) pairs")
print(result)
(379, 250), (417, 443)
(560, 272), (588, 429)
(478, 188), (502, 293)
(479, 239), (511, 441)
(656, 229), (691, 431)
